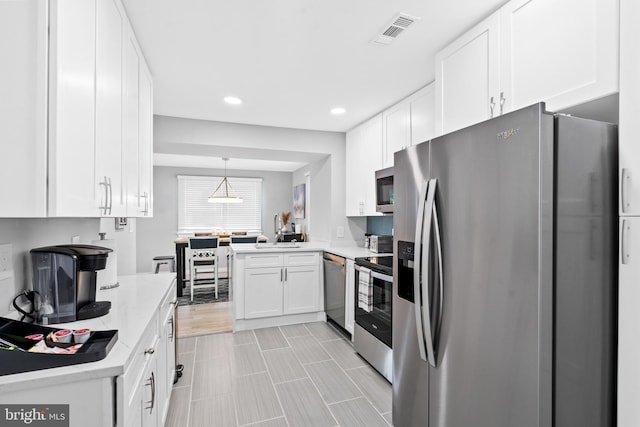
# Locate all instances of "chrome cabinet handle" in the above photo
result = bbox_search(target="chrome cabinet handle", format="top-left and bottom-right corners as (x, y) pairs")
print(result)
(499, 91), (505, 115)
(107, 176), (113, 215)
(489, 96), (496, 118)
(622, 168), (631, 214)
(168, 316), (174, 340)
(145, 371), (156, 412)
(99, 176), (108, 214)
(622, 219), (631, 265)
(144, 347), (155, 355)
(284, 268), (288, 281)
(280, 268), (283, 282)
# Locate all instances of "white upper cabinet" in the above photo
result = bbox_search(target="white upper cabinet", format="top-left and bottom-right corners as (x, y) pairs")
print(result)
(381, 83), (436, 168)
(382, 101), (411, 168)
(346, 114), (383, 216)
(0, 0), (48, 217)
(436, 0), (618, 136)
(1, 0), (152, 218)
(409, 83), (436, 146)
(500, 0), (618, 114)
(138, 62), (154, 217)
(48, 0), (99, 216)
(124, 30), (141, 218)
(95, 0), (126, 217)
(620, 0), (640, 217)
(435, 11), (501, 136)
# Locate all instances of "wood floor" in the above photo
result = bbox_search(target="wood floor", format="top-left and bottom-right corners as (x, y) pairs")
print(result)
(176, 301), (233, 338)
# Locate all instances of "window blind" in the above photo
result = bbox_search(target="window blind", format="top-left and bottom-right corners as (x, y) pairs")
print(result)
(178, 175), (263, 233)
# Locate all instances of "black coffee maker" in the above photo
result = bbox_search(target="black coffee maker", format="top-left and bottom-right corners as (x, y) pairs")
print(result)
(30, 244), (113, 325)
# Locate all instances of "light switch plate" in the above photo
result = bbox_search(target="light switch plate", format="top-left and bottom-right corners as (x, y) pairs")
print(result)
(0, 243), (12, 273)
(336, 226), (344, 238)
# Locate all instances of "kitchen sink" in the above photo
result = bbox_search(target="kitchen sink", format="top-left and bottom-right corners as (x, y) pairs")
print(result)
(254, 242), (300, 249)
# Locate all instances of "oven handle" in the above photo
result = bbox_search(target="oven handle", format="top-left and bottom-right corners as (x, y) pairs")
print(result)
(354, 264), (392, 283)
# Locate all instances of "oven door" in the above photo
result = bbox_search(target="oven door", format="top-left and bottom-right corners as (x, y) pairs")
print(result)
(354, 265), (393, 348)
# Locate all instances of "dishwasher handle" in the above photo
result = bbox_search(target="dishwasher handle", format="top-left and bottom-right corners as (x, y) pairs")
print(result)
(323, 253), (346, 267)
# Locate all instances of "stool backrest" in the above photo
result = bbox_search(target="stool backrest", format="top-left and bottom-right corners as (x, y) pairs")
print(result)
(189, 236), (219, 250)
(230, 235), (259, 244)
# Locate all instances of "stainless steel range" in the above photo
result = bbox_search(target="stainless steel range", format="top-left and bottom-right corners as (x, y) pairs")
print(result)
(354, 255), (393, 382)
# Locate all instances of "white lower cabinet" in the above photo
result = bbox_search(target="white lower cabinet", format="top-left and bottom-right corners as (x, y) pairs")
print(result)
(618, 217), (640, 426)
(345, 259), (355, 335)
(245, 267), (285, 318)
(238, 251), (322, 322)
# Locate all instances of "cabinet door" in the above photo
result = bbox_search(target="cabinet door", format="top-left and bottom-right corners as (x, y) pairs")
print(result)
(138, 62), (154, 217)
(124, 30), (141, 217)
(618, 218), (640, 427)
(409, 83), (436, 146)
(283, 265), (320, 314)
(48, 0), (98, 216)
(435, 11), (500, 136)
(382, 102), (410, 168)
(140, 353), (159, 427)
(500, 0), (618, 114)
(346, 114), (383, 216)
(158, 302), (176, 426)
(95, 0), (125, 217)
(244, 267), (283, 318)
(620, 0), (640, 216)
(0, 0), (47, 217)
(345, 259), (355, 335)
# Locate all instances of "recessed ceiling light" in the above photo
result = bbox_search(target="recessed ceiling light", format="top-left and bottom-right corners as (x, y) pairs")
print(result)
(330, 107), (346, 115)
(224, 96), (243, 105)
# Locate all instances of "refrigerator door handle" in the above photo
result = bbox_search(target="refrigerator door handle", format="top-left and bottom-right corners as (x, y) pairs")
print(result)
(413, 180), (429, 362)
(432, 179), (444, 361)
(421, 178), (438, 367)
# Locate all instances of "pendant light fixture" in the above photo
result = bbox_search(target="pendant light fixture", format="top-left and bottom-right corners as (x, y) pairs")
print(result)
(208, 158), (243, 203)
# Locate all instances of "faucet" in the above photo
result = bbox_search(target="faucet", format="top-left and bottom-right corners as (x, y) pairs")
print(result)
(274, 213), (283, 242)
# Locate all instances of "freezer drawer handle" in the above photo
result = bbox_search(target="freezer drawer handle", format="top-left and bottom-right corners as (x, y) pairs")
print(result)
(622, 219), (631, 265)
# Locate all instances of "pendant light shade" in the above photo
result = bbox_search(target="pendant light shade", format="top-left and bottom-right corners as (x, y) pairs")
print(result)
(208, 158), (243, 203)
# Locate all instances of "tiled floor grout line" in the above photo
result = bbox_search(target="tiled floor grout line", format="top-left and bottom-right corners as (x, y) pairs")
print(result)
(254, 328), (291, 427)
(186, 339), (197, 427)
(319, 335), (393, 425)
(232, 329), (259, 427)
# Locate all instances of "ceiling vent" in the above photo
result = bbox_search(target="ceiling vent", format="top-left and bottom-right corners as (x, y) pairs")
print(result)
(372, 13), (420, 45)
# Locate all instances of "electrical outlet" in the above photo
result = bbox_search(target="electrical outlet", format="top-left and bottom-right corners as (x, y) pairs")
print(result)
(0, 244), (12, 273)
(336, 226), (344, 238)
(71, 235), (80, 243)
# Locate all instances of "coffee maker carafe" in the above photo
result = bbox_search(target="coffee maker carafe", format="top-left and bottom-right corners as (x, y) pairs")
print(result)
(30, 244), (113, 325)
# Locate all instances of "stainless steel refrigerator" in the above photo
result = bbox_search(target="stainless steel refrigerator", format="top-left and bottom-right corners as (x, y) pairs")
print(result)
(393, 103), (617, 427)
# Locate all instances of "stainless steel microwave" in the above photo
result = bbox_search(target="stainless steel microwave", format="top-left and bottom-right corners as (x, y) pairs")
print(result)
(375, 167), (394, 213)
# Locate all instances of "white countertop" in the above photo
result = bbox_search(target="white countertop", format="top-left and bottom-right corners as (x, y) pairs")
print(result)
(230, 242), (390, 260)
(0, 272), (175, 393)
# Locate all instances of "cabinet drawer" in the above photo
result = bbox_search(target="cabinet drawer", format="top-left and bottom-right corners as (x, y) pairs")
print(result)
(123, 315), (159, 407)
(284, 252), (319, 267)
(245, 253), (284, 268)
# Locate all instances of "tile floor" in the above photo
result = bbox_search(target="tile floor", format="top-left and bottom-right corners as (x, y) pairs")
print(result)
(165, 321), (392, 427)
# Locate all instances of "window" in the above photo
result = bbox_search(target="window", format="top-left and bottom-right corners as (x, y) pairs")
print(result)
(178, 175), (263, 233)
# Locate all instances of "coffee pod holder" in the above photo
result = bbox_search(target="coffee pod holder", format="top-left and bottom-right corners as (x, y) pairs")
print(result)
(0, 317), (118, 376)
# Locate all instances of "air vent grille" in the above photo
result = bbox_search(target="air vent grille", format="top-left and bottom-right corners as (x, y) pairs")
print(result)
(372, 13), (420, 45)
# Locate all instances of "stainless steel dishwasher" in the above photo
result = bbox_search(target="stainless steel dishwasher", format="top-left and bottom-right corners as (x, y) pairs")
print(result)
(323, 252), (347, 330)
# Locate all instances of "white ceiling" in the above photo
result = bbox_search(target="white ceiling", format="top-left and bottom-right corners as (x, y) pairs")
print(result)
(122, 0), (506, 172)
(122, 0), (506, 133)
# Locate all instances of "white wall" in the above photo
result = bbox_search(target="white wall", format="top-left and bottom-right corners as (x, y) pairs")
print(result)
(0, 218), (101, 315)
(153, 115), (364, 246)
(136, 166), (292, 272)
